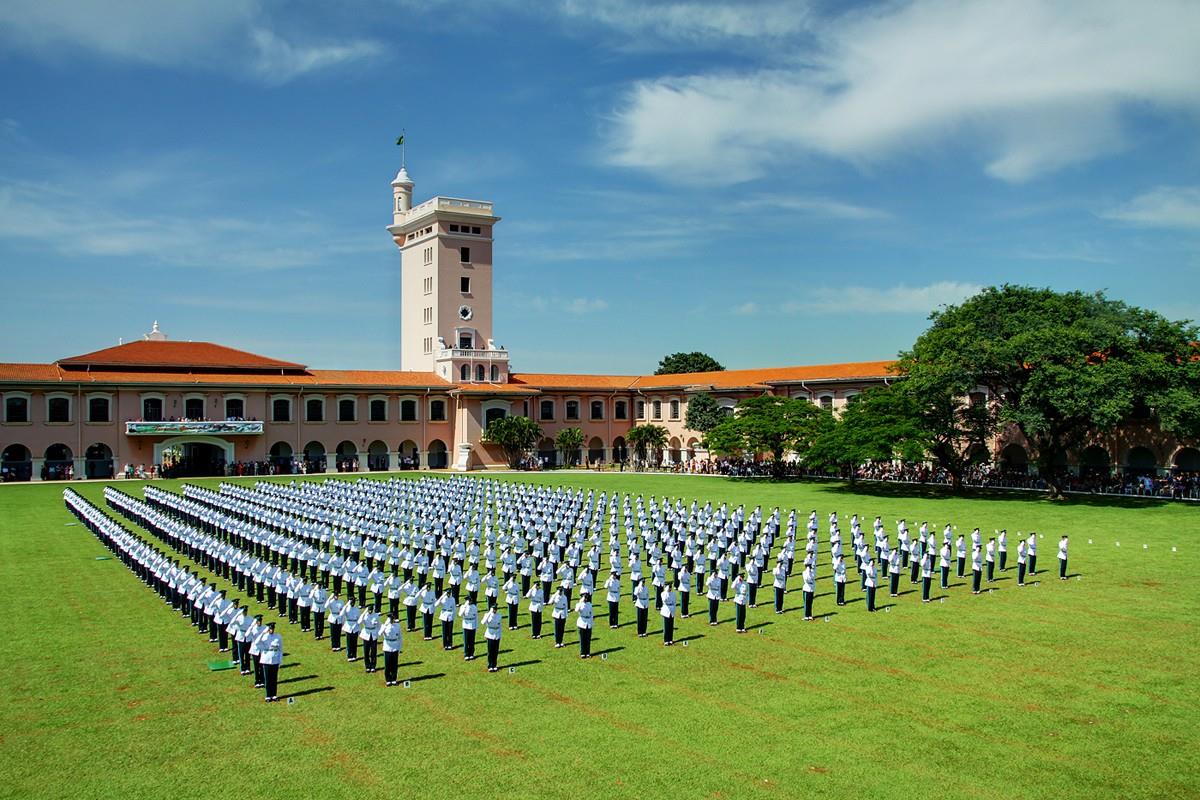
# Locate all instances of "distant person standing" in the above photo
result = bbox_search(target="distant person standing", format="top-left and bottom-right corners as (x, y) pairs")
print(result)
(482, 604), (503, 672)
(660, 585), (676, 645)
(971, 546), (982, 595)
(604, 571), (621, 628)
(1058, 536), (1069, 580)
(459, 597), (479, 660)
(802, 564), (816, 620)
(833, 555), (847, 606)
(381, 615), (402, 686)
(1016, 538), (1028, 586)
(259, 622), (283, 702)
(551, 587), (569, 647)
(1027, 533), (1038, 575)
(633, 580), (650, 637)
(525, 585), (544, 639)
(575, 594), (594, 658)
(773, 559), (788, 614)
(920, 551), (933, 603)
(706, 571), (721, 626)
(998, 530), (1008, 571)
(939, 542), (952, 589)
(864, 558), (877, 612)
(732, 574), (748, 632)
(985, 538), (996, 583)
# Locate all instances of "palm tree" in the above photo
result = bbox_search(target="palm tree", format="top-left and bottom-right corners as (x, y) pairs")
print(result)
(626, 424), (669, 468)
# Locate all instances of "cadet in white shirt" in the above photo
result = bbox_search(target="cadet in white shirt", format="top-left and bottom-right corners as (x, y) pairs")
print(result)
(998, 530), (1008, 571)
(438, 590), (457, 650)
(419, 583), (437, 641)
(864, 559), (878, 612)
(939, 544), (952, 589)
(575, 594), (594, 658)
(381, 615), (403, 686)
(1016, 539), (1028, 586)
(525, 585), (544, 639)
(550, 587), (569, 647)
(732, 574), (748, 632)
(343, 602), (363, 661)
(504, 577), (521, 630)
(326, 592), (346, 651)
(986, 538), (996, 583)
(971, 546), (983, 594)
(772, 560), (788, 614)
(1058, 535), (1069, 580)
(482, 606), (503, 672)
(459, 598), (479, 659)
(705, 572), (722, 626)
(677, 565), (692, 617)
(660, 586), (676, 644)
(1027, 533), (1038, 575)
(802, 564), (816, 620)
(259, 622), (283, 702)
(921, 552), (933, 602)
(604, 571), (621, 628)
(633, 580), (649, 637)
(360, 610), (381, 673)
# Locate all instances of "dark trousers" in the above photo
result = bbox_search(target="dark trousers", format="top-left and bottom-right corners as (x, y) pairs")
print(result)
(889, 571), (900, 596)
(663, 615), (674, 643)
(748, 584), (758, 606)
(1000, 551), (1008, 570)
(987, 562), (995, 582)
(708, 597), (718, 624)
(373, 594), (382, 613)
(972, 570), (982, 593)
(384, 649), (398, 683)
(300, 607), (311, 630)
(910, 561), (919, 583)
(347, 633), (359, 660)
(239, 642), (251, 673)
(681, 592), (690, 616)
(1059, 558), (1067, 578)
(940, 567), (950, 589)
(218, 628), (228, 650)
(253, 655), (263, 686)
(636, 607), (647, 635)
(330, 623), (342, 650)
(389, 598), (399, 618)
(1018, 562), (1026, 585)
(441, 620), (454, 649)
(579, 626), (592, 656)
(554, 617), (565, 645)
(735, 603), (746, 630)
(288, 599), (298, 623)
(803, 590), (814, 618)
(406, 605), (417, 631)
(422, 612), (433, 639)
(486, 637), (499, 670)
(314, 611), (325, 639)
(1029, 555), (1037, 574)
(956, 557), (965, 577)
(836, 581), (845, 605)
(774, 586), (784, 613)
(507, 603), (518, 629)
(364, 639), (378, 671)
(608, 601), (619, 627)
(866, 585), (876, 611)
(263, 663), (278, 699)
(922, 576), (931, 601)
(464, 627), (477, 658)
(531, 611), (543, 638)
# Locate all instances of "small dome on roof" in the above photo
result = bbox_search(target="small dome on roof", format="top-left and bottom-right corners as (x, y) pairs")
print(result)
(392, 166), (413, 186)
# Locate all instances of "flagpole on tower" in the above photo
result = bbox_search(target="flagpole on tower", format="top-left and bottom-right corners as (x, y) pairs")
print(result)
(396, 130), (406, 168)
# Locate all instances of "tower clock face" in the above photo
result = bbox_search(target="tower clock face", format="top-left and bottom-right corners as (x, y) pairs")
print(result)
(458, 305), (473, 320)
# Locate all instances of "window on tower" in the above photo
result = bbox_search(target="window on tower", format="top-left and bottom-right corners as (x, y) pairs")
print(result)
(460, 365), (470, 382)
(459, 247), (470, 263)
(460, 276), (470, 293)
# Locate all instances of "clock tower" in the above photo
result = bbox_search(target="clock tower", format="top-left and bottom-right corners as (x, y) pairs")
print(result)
(387, 166), (507, 382)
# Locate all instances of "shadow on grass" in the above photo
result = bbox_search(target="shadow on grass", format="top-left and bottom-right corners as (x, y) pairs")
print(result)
(278, 673), (316, 685)
(502, 659), (542, 669)
(591, 646), (625, 657)
(675, 634), (705, 644)
(280, 685), (334, 700)
(406, 673), (445, 683)
(812, 479), (1179, 508)
(744, 621), (773, 631)
(398, 660), (422, 668)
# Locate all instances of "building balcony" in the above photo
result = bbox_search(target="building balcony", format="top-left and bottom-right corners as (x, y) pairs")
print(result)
(125, 420), (265, 436)
(408, 196), (494, 218)
(437, 348), (509, 361)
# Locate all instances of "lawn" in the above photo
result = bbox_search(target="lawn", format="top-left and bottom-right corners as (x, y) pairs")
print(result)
(1, 472), (1197, 800)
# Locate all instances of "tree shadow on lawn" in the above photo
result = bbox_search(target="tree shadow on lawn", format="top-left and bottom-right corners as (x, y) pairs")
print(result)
(814, 479), (1177, 508)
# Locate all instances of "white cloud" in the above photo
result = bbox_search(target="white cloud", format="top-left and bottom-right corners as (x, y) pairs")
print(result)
(783, 281), (983, 314)
(607, 0), (1200, 184)
(0, 180), (375, 271)
(0, 0), (380, 84)
(1101, 186), (1200, 230)
(510, 294), (609, 314)
(556, 0), (815, 44)
(733, 302), (759, 315)
(733, 194), (891, 220)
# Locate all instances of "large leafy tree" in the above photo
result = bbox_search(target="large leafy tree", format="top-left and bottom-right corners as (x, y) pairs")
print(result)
(899, 285), (1200, 498)
(806, 386), (927, 482)
(626, 424), (669, 465)
(482, 416), (542, 468)
(684, 391), (725, 433)
(655, 352), (724, 375)
(704, 395), (826, 475)
(554, 427), (584, 466)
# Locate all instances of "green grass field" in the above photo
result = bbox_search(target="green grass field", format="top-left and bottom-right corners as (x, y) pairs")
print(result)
(2, 472), (1198, 799)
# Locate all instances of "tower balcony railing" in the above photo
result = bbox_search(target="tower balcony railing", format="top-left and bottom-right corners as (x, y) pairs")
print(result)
(126, 420), (265, 436)
(437, 348), (510, 361)
(407, 196), (494, 218)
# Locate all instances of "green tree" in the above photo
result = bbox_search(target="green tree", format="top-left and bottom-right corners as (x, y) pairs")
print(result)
(554, 427), (585, 467)
(625, 423), (669, 466)
(806, 386), (926, 482)
(482, 415), (542, 468)
(683, 391), (725, 433)
(704, 395), (825, 476)
(655, 352), (725, 375)
(899, 285), (1200, 498)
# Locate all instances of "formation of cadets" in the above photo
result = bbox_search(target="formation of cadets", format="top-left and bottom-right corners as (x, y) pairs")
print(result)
(65, 474), (1074, 698)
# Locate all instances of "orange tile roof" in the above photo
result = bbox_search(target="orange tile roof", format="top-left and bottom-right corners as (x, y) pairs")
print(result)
(510, 361), (898, 392)
(508, 373), (642, 390)
(58, 340), (307, 371)
(452, 384), (541, 396)
(0, 363), (450, 389)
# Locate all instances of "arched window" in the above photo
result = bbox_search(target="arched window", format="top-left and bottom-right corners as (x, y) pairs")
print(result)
(87, 396), (110, 423)
(338, 398), (356, 422)
(490, 364), (500, 382)
(590, 400), (604, 420)
(369, 398), (387, 422)
(669, 399), (680, 420)
(484, 406), (506, 427)
(225, 397), (244, 420)
(184, 397), (205, 420)
(47, 396), (70, 423)
(652, 400), (662, 420)
(566, 400), (580, 420)
(306, 398), (324, 422)
(429, 399), (447, 421)
(540, 400), (554, 421)
(400, 399), (418, 422)
(476, 364), (486, 382)
(460, 364), (470, 381)
(272, 398), (291, 422)
(142, 397), (163, 422)
(615, 400), (628, 420)
(4, 395), (29, 423)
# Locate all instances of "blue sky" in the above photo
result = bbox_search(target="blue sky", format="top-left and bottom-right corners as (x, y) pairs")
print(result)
(2, 0), (1198, 374)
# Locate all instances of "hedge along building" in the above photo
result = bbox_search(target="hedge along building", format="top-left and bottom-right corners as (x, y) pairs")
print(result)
(2, 164), (1194, 480)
